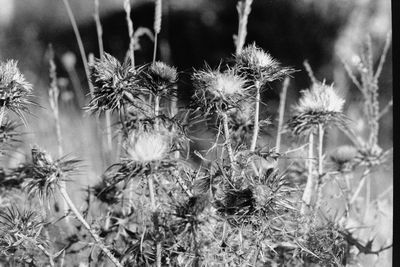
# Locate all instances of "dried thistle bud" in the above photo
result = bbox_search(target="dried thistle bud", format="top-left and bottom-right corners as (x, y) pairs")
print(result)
(288, 82), (347, 135)
(192, 67), (248, 114)
(88, 53), (144, 114)
(330, 145), (357, 172)
(234, 43), (294, 86)
(23, 146), (81, 198)
(141, 61), (177, 97)
(0, 60), (33, 120)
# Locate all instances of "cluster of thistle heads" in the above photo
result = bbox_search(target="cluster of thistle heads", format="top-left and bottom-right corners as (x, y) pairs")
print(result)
(0, 41), (388, 266)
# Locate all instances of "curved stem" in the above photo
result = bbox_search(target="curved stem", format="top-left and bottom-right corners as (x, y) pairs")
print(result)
(276, 78), (289, 152)
(59, 185), (122, 267)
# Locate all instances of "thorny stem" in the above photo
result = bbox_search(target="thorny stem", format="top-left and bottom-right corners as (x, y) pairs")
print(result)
(250, 81), (260, 152)
(59, 185), (123, 267)
(301, 131), (314, 215)
(62, 0), (94, 98)
(276, 77), (289, 152)
(235, 0), (253, 55)
(222, 112), (235, 171)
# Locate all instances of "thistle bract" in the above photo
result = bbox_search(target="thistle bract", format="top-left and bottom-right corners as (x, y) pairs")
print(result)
(88, 53), (144, 114)
(192, 67), (248, 114)
(0, 60), (33, 119)
(288, 82), (346, 135)
(234, 43), (294, 86)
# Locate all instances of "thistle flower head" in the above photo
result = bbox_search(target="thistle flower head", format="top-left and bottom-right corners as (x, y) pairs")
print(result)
(125, 130), (171, 163)
(234, 43), (294, 85)
(192, 67), (248, 114)
(23, 146), (81, 198)
(141, 61), (178, 97)
(0, 60), (33, 119)
(294, 82), (345, 115)
(288, 82), (346, 135)
(87, 53), (144, 114)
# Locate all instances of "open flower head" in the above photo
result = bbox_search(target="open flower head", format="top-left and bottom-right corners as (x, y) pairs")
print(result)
(141, 61), (178, 97)
(234, 43), (294, 86)
(288, 82), (347, 135)
(126, 129), (171, 163)
(0, 60), (33, 119)
(192, 67), (248, 114)
(88, 53), (144, 114)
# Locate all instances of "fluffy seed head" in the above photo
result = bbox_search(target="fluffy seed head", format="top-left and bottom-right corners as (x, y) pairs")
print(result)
(126, 130), (170, 162)
(288, 82), (347, 135)
(192, 67), (248, 113)
(0, 60), (33, 118)
(293, 83), (345, 115)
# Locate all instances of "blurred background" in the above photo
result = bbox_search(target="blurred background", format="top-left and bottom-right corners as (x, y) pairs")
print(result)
(0, 0), (392, 264)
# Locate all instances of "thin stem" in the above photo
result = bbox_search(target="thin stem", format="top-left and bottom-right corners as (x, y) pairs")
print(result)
(147, 175), (161, 267)
(250, 81), (260, 152)
(153, 0), (162, 64)
(62, 0), (94, 98)
(94, 0), (112, 156)
(313, 124), (325, 218)
(0, 104), (5, 127)
(235, 0), (253, 55)
(364, 176), (371, 222)
(276, 77), (289, 152)
(350, 168), (371, 204)
(59, 185), (123, 267)
(301, 132), (314, 215)
(222, 112), (235, 170)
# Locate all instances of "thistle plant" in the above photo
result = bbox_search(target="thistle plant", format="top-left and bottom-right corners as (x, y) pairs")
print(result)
(289, 78), (346, 216)
(234, 44), (295, 152)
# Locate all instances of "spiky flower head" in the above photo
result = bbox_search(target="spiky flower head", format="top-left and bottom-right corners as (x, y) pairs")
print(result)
(192, 67), (248, 114)
(0, 60), (33, 120)
(234, 43), (294, 86)
(22, 147), (80, 198)
(0, 207), (47, 257)
(141, 61), (178, 97)
(88, 53), (145, 114)
(288, 82), (346, 135)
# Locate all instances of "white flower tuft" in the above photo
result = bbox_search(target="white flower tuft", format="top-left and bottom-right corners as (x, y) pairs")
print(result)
(209, 71), (246, 97)
(126, 131), (170, 162)
(294, 83), (345, 115)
